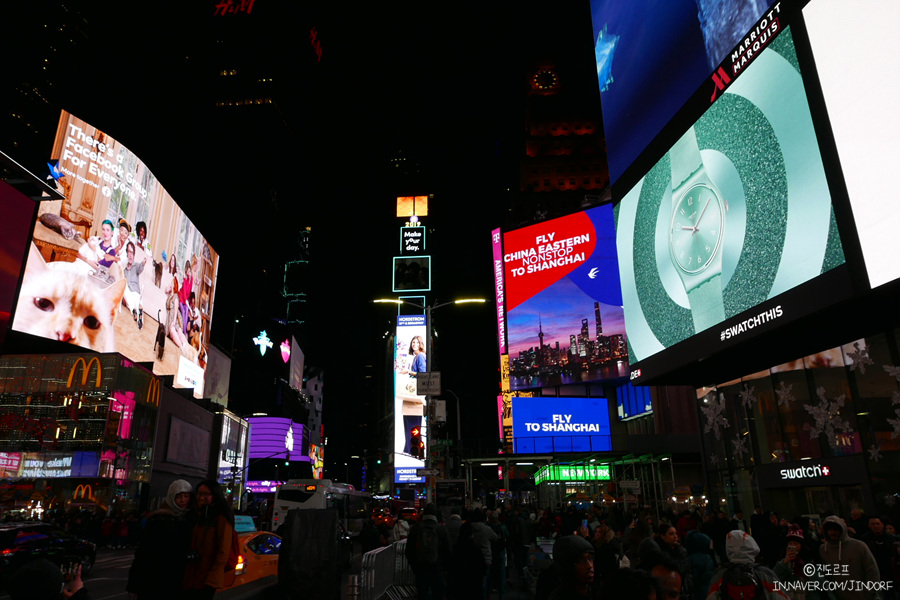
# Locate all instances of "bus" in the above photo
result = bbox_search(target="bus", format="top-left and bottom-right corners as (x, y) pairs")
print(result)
(272, 479), (371, 537)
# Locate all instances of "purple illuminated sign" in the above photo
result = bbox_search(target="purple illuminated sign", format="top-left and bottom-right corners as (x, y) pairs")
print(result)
(245, 480), (285, 493)
(247, 417), (310, 461)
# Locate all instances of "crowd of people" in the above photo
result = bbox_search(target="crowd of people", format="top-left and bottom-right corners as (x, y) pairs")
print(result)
(376, 501), (900, 600)
(4, 479), (236, 600)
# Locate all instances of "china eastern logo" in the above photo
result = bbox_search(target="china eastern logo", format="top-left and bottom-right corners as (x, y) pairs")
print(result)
(780, 463), (830, 480)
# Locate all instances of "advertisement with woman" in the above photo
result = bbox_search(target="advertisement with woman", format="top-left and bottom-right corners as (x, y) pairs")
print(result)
(11, 110), (220, 395)
(394, 315), (427, 483)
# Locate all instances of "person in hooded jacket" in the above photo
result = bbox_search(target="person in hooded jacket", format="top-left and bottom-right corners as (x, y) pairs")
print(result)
(127, 480), (193, 600)
(183, 479), (235, 600)
(819, 516), (881, 600)
(706, 530), (788, 600)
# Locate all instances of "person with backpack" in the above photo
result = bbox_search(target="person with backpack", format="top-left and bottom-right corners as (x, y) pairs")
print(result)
(183, 479), (235, 600)
(706, 530), (789, 600)
(447, 521), (487, 600)
(405, 503), (451, 600)
(469, 509), (499, 599)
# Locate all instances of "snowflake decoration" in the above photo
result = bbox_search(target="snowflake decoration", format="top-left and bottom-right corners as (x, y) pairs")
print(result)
(868, 444), (882, 462)
(884, 364), (900, 381)
(803, 387), (853, 450)
(776, 381), (795, 408)
(847, 342), (873, 374)
(739, 384), (757, 411)
(885, 494), (897, 508)
(732, 435), (749, 459)
(709, 454), (720, 468)
(893, 390), (900, 407)
(701, 393), (731, 440)
(888, 409), (900, 439)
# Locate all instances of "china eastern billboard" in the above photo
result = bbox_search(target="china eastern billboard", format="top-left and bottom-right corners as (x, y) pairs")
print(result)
(11, 111), (220, 395)
(512, 396), (612, 454)
(616, 27), (852, 383)
(501, 204), (628, 391)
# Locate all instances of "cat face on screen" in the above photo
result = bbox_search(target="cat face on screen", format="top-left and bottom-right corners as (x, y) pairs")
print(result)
(15, 244), (126, 351)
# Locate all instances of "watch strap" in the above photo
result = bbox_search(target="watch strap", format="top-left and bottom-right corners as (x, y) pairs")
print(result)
(670, 126), (703, 190)
(687, 274), (725, 332)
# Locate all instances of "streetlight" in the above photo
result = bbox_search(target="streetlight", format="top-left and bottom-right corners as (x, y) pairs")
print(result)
(374, 297), (485, 503)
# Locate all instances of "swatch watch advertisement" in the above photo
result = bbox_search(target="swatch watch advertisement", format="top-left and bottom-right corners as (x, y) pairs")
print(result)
(616, 27), (851, 383)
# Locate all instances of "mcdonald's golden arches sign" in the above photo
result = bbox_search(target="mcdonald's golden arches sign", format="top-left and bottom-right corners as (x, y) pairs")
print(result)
(67, 357), (102, 388)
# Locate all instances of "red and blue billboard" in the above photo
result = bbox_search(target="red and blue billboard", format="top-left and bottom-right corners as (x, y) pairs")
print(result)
(499, 204), (628, 391)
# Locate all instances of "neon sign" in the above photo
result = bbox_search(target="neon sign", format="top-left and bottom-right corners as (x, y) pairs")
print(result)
(253, 331), (273, 356)
(780, 463), (831, 480)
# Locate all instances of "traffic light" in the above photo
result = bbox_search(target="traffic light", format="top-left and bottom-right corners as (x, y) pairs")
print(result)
(410, 426), (422, 459)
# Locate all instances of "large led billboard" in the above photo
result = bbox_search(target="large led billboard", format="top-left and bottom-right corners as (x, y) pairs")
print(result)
(511, 396), (612, 454)
(803, 0), (900, 289)
(590, 0), (778, 184)
(394, 314), (426, 483)
(501, 204), (628, 391)
(0, 182), (36, 346)
(247, 417), (310, 463)
(11, 111), (220, 393)
(615, 26), (852, 383)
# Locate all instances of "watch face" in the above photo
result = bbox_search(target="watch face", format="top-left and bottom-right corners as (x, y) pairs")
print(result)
(669, 183), (725, 274)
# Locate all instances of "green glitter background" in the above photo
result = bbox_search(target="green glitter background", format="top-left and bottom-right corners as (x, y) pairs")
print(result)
(628, 26), (845, 355)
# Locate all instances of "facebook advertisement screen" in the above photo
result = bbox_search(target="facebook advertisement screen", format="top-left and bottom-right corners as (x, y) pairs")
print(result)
(394, 314), (426, 483)
(502, 204), (628, 391)
(614, 25), (852, 383)
(11, 110), (220, 396)
(512, 396), (611, 454)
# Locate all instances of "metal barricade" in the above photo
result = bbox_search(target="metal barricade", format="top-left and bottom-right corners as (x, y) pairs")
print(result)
(360, 540), (416, 600)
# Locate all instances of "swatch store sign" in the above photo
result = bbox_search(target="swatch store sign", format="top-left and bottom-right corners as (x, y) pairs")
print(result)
(758, 454), (867, 490)
(780, 463), (830, 482)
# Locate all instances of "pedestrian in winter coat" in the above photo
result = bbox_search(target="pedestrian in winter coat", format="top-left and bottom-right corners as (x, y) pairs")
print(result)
(183, 479), (235, 600)
(127, 479), (193, 600)
(706, 530), (787, 600)
(685, 530), (716, 600)
(819, 516), (881, 600)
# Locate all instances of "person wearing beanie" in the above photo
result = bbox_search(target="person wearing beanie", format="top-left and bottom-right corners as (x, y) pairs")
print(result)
(774, 525), (828, 600)
(126, 479), (193, 600)
(549, 535), (595, 599)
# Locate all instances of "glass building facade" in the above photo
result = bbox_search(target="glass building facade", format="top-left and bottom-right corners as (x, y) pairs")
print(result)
(699, 329), (900, 522)
(0, 353), (160, 516)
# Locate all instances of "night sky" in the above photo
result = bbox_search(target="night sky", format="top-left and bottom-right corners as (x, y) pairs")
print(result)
(2, 1), (601, 466)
